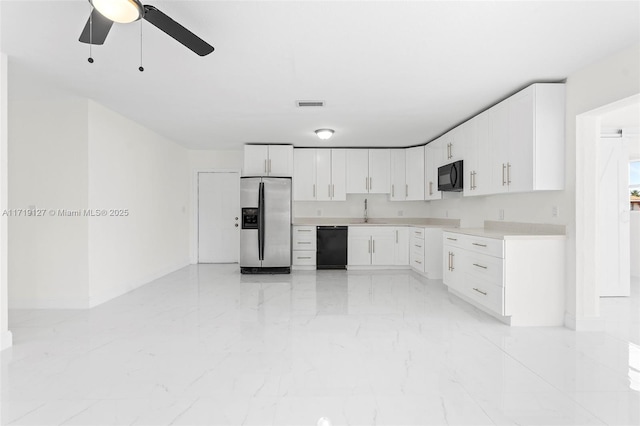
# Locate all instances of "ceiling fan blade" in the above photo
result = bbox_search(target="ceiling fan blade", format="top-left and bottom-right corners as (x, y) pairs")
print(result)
(143, 5), (214, 56)
(79, 8), (114, 45)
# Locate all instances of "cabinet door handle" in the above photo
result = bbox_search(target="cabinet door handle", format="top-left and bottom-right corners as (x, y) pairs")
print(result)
(368, 239), (371, 254)
(429, 181), (433, 196)
(502, 163), (506, 186)
(447, 252), (452, 271)
(269, 159), (272, 174)
(507, 162), (511, 185)
(365, 177), (369, 191)
(473, 288), (487, 296)
(472, 242), (487, 247)
(473, 263), (487, 269)
(372, 239), (375, 253)
(405, 184), (408, 197)
(328, 184), (331, 197)
(264, 159), (267, 173)
(396, 230), (398, 243)
(369, 177), (373, 191)
(313, 184), (316, 198)
(450, 252), (454, 270)
(392, 184), (395, 197)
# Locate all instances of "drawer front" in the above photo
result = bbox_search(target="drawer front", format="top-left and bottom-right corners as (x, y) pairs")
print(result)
(411, 239), (425, 255)
(461, 279), (504, 315)
(411, 227), (425, 240)
(293, 239), (316, 250)
(410, 250), (425, 272)
(292, 226), (317, 247)
(443, 232), (465, 248)
(464, 236), (504, 258)
(292, 250), (316, 266)
(464, 252), (504, 286)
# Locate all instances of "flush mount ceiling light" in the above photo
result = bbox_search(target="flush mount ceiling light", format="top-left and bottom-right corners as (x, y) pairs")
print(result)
(90, 0), (143, 23)
(315, 129), (335, 140)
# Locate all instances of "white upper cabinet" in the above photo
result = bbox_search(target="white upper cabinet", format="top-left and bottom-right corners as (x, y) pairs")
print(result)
(293, 149), (317, 201)
(346, 149), (391, 194)
(424, 137), (443, 200)
(368, 149), (391, 193)
(293, 149), (346, 201)
(405, 146), (425, 200)
(244, 145), (293, 177)
(443, 127), (465, 163)
(487, 84), (566, 194)
(316, 149), (332, 201)
(390, 149), (406, 201)
(464, 111), (491, 196)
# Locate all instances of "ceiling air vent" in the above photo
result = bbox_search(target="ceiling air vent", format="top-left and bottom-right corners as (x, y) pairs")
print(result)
(296, 100), (325, 107)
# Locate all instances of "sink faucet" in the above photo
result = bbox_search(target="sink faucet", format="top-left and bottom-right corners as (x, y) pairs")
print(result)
(364, 198), (368, 223)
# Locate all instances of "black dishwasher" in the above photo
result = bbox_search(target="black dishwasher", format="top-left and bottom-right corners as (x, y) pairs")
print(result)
(316, 226), (348, 269)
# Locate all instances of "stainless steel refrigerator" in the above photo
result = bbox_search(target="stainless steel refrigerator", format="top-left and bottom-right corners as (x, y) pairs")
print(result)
(240, 177), (292, 274)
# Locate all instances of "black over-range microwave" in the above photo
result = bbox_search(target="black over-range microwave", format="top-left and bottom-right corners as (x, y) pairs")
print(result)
(438, 160), (464, 192)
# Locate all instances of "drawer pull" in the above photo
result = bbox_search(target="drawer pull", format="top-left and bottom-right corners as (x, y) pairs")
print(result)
(298, 241), (311, 244)
(415, 260), (422, 264)
(414, 244), (422, 248)
(297, 256), (312, 260)
(472, 243), (487, 247)
(473, 288), (487, 296)
(297, 229), (312, 232)
(473, 263), (487, 269)
(447, 237), (457, 241)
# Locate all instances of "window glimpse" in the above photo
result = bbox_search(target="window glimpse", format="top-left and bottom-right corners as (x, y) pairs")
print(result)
(630, 161), (640, 189)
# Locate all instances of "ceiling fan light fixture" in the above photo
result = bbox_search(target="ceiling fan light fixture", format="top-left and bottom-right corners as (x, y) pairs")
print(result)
(315, 129), (334, 140)
(90, 0), (143, 24)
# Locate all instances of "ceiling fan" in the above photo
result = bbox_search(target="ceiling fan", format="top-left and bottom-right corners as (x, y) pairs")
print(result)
(79, 0), (214, 57)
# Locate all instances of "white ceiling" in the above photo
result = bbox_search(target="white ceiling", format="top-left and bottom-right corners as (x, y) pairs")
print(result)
(2, 1), (639, 150)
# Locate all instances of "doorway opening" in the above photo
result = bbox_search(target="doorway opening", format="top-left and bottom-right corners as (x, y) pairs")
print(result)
(576, 93), (640, 332)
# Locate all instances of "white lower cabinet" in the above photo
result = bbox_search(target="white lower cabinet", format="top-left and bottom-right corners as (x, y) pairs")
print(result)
(348, 226), (407, 266)
(443, 231), (565, 326)
(410, 227), (443, 278)
(292, 226), (316, 269)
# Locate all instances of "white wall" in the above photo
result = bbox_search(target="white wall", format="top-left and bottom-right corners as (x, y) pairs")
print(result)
(294, 193), (431, 219)
(8, 96), (90, 309)
(8, 72), (191, 308)
(570, 45), (640, 328)
(0, 48), (12, 349)
(87, 101), (190, 307)
(187, 150), (243, 263)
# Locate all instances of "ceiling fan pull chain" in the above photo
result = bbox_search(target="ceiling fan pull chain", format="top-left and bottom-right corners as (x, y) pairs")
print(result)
(138, 19), (144, 72)
(88, 4), (94, 63)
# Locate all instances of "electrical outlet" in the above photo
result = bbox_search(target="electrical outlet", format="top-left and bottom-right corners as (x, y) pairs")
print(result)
(552, 206), (559, 218)
(316, 209), (322, 216)
(499, 209), (504, 220)
(397, 210), (404, 217)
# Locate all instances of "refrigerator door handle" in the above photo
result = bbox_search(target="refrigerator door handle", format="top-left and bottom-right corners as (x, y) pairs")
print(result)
(258, 181), (265, 260)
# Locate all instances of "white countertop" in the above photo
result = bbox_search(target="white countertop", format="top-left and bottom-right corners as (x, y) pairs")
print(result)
(292, 217), (460, 228)
(443, 221), (566, 240)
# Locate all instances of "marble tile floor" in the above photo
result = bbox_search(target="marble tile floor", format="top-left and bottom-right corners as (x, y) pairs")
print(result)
(1, 265), (638, 426)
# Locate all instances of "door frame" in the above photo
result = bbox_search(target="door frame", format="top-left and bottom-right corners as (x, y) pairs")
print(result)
(574, 93), (639, 329)
(190, 168), (241, 264)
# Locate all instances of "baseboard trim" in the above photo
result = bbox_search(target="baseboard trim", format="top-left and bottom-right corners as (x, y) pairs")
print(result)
(564, 311), (605, 331)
